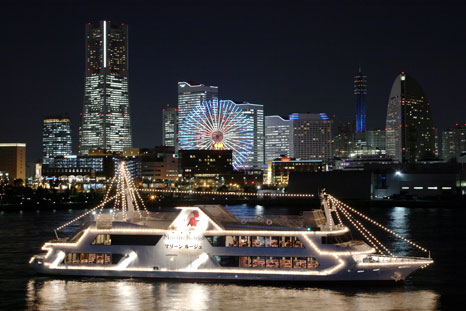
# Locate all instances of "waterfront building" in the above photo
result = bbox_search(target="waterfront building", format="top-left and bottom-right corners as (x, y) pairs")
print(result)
(162, 106), (178, 147)
(0, 143), (26, 183)
(79, 21), (132, 155)
(179, 150), (233, 187)
(290, 113), (333, 162)
(178, 100), (253, 170)
(385, 72), (435, 163)
(288, 163), (460, 200)
(354, 67), (367, 133)
(442, 125), (466, 161)
(236, 102), (264, 170)
(42, 115), (72, 165)
(265, 157), (326, 186)
(47, 154), (115, 181)
(265, 115), (292, 162)
(139, 146), (179, 184)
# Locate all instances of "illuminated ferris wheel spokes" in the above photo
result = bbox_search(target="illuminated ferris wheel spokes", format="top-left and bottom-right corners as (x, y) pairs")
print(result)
(179, 100), (253, 169)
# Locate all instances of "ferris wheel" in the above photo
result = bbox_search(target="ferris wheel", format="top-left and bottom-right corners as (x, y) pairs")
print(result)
(179, 100), (253, 170)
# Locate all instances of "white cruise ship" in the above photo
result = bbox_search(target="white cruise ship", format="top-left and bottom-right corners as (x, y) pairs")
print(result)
(29, 163), (433, 284)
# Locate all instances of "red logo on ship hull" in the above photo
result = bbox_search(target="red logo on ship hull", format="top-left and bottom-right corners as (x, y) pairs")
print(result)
(187, 211), (199, 227)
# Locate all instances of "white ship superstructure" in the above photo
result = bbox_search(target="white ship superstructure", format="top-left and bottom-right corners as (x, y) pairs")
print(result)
(30, 163), (433, 284)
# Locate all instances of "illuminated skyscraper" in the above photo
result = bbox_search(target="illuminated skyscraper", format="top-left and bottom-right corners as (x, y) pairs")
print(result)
(442, 125), (466, 161)
(290, 113), (333, 162)
(354, 67), (367, 133)
(236, 102), (264, 170)
(265, 115), (291, 162)
(162, 106), (178, 147)
(79, 21), (132, 155)
(42, 115), (72, 164)
(385, 72), (435, 163)
(177, 82), (219, 124)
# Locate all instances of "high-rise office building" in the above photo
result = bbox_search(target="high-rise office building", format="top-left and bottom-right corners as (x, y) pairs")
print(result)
(79, 21), (132, 155)
(290, 113), (333, 162)
(42, 115), (72, 165)
(442, 125), (466, 161)
(162, 106), (178, 147)
(354, 67), (367, 133)
(385, 72), (435, 163)
(236, 102), (264, 170)
(177, 82), (219, 124)
(0, 143), (26, 183)
(332, 115), (355, 158)
(265, 115), (292, 162)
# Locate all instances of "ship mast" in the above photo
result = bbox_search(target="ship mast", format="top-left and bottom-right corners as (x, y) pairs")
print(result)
(53, 161), (149, 237)
(320, 190), (338, 231)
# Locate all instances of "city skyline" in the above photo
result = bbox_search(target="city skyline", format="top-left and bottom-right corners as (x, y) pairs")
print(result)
(2, 1), (465, 161)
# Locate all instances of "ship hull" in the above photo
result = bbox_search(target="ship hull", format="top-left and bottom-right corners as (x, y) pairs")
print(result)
(31, 262), (419, 284)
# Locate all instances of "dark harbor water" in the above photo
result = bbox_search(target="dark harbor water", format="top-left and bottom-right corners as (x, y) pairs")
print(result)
(0, 204), (463, 310)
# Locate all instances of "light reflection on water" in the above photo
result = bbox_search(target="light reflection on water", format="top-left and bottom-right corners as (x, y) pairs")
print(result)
(26, 279), (440, 311)
(388, 207), (411, 256)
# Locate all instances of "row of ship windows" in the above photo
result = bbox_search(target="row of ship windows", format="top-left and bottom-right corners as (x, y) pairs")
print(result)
(92, 234), (162, 245)
(215, 256), (320, 269)
(208, 236), (305, 248)
(64, 253), (124, 265)
(90, 234), (350, 247)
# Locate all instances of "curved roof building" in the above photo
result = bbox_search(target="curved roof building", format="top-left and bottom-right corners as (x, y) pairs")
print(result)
(385, 72), (435, 163)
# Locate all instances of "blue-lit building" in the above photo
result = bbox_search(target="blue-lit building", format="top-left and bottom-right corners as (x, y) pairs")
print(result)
(354, 67), (367, 133)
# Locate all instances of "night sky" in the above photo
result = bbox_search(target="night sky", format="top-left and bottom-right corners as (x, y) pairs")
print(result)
(2, 0), (465, 161)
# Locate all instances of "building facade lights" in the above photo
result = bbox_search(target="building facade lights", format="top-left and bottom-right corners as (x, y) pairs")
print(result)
(80, 21), (132, 155)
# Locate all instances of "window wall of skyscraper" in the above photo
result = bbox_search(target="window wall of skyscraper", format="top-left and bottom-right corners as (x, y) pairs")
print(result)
(80, 21), (132, 155)
(442, 125), (466, 161)
(42, 116), (72, 165)
(162, 106), (178, 147)
(265, 115), (291, 162)
(385, 72), (435, 163)
(290, 113), (333, 162)
(236, 102), (264, 170)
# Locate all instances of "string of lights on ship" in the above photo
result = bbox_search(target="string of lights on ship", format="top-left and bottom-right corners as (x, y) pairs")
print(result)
(141, 188), (315, 198)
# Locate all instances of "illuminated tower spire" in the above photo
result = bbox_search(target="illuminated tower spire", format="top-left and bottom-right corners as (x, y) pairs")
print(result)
(354, 66), (367, 133)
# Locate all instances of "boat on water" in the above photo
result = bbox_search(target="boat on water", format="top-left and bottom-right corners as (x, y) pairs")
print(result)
(29, 163), (433, 284)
